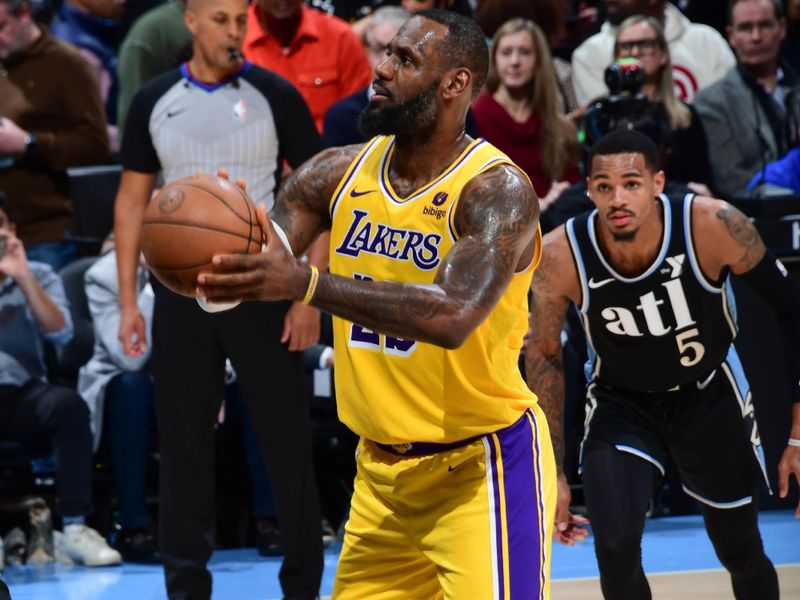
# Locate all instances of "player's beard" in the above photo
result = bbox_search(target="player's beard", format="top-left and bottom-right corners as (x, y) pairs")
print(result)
(358, 79), (440, 146)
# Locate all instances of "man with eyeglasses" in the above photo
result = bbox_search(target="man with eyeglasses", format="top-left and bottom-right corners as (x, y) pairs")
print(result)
(322, 5), (410, 148)
(571, 0), (734, 105)
(694, 0), (800, 200)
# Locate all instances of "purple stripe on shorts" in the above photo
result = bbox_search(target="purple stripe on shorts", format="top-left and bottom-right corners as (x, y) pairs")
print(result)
(496, 410), (544, 599)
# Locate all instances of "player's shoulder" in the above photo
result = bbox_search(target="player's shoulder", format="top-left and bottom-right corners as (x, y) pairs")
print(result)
(541, 223), (573, 263)
(295, 142), (367, 192)
(468, 159), (535, 199)
(316, 143), (365, 170)
(460, 162), (538, 230)
(690, 194), (733, 230)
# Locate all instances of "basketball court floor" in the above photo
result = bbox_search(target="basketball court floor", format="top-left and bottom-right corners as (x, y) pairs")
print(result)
(3, 510), (797, 599)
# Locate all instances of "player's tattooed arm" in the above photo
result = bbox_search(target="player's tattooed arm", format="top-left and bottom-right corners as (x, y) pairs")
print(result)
(199, 165), (537, 346)
(525, 231), (577, 473)
(308, 164), (540, 347)
(269, 144), (362, 256)
(694, 198), (766, 277)
(715, 202), (766, 272)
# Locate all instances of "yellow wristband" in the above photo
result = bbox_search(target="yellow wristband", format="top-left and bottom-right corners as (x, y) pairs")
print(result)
(301, 265), (319, 305)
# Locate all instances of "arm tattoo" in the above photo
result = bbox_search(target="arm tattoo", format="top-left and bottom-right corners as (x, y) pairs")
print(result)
(270, 145), (360, 255)
(525, 249), (571, 473)
(310, 165), (539, 347)
(716, 205), (765, 270)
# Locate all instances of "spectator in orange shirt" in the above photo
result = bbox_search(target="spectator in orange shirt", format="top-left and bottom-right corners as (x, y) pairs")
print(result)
(244, 0), (372, 131)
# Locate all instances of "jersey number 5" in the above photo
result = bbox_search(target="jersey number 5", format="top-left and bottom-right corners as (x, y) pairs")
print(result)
(676, 328), (705, 367)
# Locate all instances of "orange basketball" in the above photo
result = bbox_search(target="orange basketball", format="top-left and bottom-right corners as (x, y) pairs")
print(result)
(141, 173), (262, 297)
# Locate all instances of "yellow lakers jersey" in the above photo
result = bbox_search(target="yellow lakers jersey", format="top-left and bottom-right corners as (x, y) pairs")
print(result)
(328, 136), (541, 444)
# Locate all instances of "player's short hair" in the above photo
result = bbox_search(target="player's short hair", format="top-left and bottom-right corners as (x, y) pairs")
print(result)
(727, 0), (783, 24)
(588, 129), (661, 174)
(415, 9), (489, 98)
(0, 192), (15, 223)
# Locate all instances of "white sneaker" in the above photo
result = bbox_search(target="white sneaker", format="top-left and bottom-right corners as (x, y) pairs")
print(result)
(52, 531), (74, 565)
(61, 525), (121, 567)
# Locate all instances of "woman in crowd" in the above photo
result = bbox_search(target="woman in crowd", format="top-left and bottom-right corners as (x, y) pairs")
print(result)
(472, 18), (580, 211)
(613, 15), (712, 192)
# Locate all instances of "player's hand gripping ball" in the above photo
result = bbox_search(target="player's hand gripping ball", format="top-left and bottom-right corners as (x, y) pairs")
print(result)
(141, 173), (263, 297)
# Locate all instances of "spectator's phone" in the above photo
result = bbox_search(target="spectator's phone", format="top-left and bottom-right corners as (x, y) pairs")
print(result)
(0, 234), (7, 260)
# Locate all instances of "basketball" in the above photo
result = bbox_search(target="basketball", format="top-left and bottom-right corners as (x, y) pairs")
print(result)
(141, 173), (263, 297)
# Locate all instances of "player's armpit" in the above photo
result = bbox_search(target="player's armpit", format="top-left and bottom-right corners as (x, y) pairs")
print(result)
(270, 145), (362, 257)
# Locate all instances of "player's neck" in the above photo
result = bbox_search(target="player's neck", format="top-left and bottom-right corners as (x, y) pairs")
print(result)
(389, 130), (471, 194)
(597, 201), (664, 277)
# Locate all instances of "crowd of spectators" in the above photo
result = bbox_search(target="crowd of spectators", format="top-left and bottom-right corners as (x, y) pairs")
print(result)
(1, 0), (799, 597)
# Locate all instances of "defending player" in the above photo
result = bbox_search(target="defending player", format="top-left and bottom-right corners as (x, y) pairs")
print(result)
(199, 10), (558, 599)
(526, 129), (800, 600)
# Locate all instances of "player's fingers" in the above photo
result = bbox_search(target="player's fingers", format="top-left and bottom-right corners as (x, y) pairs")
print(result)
(208, 251), (262, 270)
(255, 205), (274, 245)
(778, 467), (788, 498)
(281, 316), (292, 344)
(216, 168), (229, 180)
(572, 513), (590, 525)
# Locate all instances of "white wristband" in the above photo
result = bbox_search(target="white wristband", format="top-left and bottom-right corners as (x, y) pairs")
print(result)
(197, 296), (240, 313)
(788, 438), (800, 447)
(267, 221), (293, 254)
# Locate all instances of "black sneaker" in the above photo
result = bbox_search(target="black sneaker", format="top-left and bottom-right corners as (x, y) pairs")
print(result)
(113, 528), (160, 564)
(255, 518), (285, 557)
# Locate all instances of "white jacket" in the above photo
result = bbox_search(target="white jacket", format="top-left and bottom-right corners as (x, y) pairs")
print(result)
(572, 3), (735, 105)
(77, 251), (154, 450)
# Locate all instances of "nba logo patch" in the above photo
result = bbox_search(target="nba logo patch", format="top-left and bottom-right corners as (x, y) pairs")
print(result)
(233, 99), (246, 123)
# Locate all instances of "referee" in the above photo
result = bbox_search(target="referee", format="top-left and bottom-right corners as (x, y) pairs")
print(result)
(113, 0), (325, 597)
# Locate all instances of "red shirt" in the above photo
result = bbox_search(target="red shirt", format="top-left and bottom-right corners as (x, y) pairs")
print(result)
(244, 5), (372, 132)
(472, 93), (578, 197)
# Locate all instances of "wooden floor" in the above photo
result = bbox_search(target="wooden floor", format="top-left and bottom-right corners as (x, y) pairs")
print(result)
(552, 564), (800, 599)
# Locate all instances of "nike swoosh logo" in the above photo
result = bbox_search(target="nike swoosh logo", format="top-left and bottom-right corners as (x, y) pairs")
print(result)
(350, 188), (376, 197)
(448, 463), (465, 472)
(587, 277), (616, 289)
(166, 109), (187, 118)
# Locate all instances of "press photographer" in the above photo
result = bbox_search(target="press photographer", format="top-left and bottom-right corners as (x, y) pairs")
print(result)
(579, 15), (713, 195)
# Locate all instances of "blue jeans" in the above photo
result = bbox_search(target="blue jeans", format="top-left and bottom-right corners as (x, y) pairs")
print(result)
(26, 241), (77, 272)
(104, 371), (156, 529)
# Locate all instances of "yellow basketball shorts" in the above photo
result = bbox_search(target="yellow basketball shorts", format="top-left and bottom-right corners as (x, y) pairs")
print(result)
(332, 407), (556, 600)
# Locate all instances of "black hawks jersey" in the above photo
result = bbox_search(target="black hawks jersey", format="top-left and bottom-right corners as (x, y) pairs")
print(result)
(566, 193), (738, 392)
